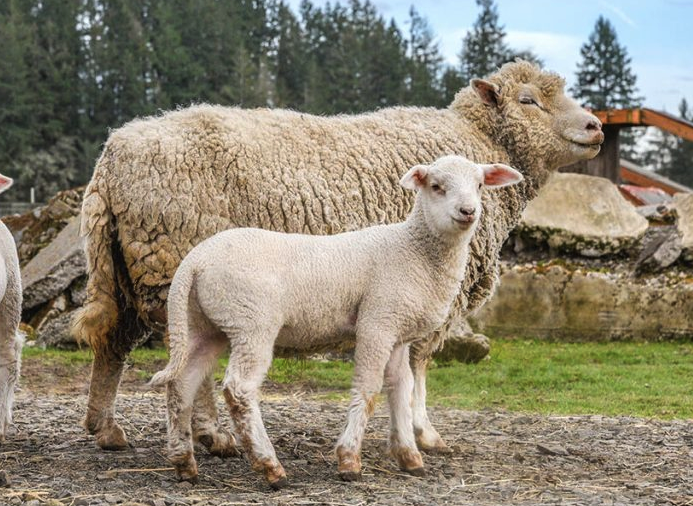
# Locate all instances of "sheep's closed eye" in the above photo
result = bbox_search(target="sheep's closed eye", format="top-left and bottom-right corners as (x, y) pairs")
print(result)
(519, 96), (538, 106)
(431, 183), (445, 195)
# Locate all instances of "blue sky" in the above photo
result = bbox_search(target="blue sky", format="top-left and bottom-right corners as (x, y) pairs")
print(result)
(287, 0), (692, 113)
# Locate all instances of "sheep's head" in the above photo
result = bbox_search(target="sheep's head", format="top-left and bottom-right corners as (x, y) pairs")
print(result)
(454, 60), (604, 170)
(401, 155), (523, 238)
(0, 173), (13, 196)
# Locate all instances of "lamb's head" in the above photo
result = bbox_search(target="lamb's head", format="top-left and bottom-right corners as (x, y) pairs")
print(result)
(0, 173), (12, 195)
(400, 155), (523, 238)
(453, 60), (604, 170)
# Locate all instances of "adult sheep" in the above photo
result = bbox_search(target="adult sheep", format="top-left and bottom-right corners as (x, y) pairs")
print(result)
(73, 60), (603, 452)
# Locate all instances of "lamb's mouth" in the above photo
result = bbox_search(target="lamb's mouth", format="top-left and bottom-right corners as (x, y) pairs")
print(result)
(452, 217), (474, 228)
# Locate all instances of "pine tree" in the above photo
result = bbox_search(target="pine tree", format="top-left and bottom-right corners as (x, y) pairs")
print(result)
(648, 99), (693, 188)
(0, 0), (42, 174)
(458, 0), (540, 84)
(405, 7), (443, 106)
(571, 16), (644, 162)
(571, 16), (641, 110)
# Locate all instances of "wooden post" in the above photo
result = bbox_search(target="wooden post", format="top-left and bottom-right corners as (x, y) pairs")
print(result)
(560, 125), (621, 183)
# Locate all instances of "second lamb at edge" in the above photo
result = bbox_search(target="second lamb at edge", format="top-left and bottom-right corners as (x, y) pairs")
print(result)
(150, 155), (523, 489)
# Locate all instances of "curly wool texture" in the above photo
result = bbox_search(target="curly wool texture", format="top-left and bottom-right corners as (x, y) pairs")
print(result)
(78, 61), (592, 348)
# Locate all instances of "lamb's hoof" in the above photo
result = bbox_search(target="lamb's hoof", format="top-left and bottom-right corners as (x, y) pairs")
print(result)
(268, 476), (289, 490)
(95, 425), (129, 451)
(339, 470), (362, 482)
(198, 432), (240, 458)
(405, 466), (426, 477)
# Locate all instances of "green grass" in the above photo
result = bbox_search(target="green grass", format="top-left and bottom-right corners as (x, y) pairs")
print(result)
(21, 340), (693, 419)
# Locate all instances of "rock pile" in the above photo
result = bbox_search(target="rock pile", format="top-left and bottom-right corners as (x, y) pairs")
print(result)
(1, 187), (85, 347)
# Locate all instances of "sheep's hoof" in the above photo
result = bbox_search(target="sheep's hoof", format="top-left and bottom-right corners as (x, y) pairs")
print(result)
(198, 432), (240, 458)
(95, 425), (129, 451)
(174, 462), (199, 484)
(339, 470), (363, 482)
(268, 476), (289, 490)
(404, 466), (426, 477)
(420, 443), (453, 455)
(415, 432), (452, 454)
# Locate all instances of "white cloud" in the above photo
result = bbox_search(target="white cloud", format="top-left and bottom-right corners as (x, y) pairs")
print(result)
(599, 1), (638, 28)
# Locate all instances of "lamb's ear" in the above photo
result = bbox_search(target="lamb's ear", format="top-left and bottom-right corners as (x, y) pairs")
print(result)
(471, 78), (500, 107)
(481, 163), (523, 188)
(0, 173), (13, 195)
(400, 164), (429, 191)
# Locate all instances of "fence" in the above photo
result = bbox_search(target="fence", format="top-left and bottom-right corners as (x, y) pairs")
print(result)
(0, 201), (44, 218)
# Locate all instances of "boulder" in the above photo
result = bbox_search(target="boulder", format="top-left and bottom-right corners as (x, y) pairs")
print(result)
(471, 263), (693, 341)
(635, 226), (682, 274)
(518, 173), (648, 257)
(434, 323), (490, 363)
(35, 310), (79, 349)
(673, 192), (693, 262)
(21, 216), (86, 309)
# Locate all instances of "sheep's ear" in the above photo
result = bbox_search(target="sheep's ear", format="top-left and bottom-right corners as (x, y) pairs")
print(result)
(481, 163), (523, 188)
(0, 173), (13, 195)
(471, 78), (500, 107)
(400, 164), (429, 191)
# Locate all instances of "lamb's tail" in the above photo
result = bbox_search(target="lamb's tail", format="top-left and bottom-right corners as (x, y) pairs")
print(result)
(148, 264), (196, 387)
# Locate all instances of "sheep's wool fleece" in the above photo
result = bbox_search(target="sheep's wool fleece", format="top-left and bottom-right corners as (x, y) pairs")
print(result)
(83, 63), (555, 344)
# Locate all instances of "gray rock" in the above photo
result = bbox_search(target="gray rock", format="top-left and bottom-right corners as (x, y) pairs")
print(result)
(434, 318), (491, 363)
(519, 173), (648, 257)
(21, 216), (85, 309)
(673, 192), (693, 262)
(36, 309), (80, 348)
(471, 263), (693, 341)
(635, 226), (682, 273)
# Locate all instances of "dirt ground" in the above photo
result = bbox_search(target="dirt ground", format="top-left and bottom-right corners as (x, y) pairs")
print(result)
(1, 358), (692, 506)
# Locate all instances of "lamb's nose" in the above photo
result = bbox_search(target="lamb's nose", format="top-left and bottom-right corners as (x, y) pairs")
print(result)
(459, 207), (475, 217)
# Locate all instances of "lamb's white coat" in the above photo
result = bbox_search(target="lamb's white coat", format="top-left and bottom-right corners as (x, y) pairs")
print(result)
(0, 175), (23, 439)
(152, 156), (523, 486)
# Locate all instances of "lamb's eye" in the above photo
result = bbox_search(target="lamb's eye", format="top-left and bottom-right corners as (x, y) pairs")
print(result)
(431, 183), (445, 195)
(520, 96), (538, 106)
(478, 183), (482, 190)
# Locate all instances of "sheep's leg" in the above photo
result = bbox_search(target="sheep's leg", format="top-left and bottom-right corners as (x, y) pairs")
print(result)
(384, 344), (424, 476)
(0, 310), (22, 440)
(410, 354), (450, 453)
(222, 332), (286, 490)
(335, 334), (395, 482)
(191, 374), (239, 458)
(83, 306), (143, 451)
(84, 343), (130, 450)
(166, 333), (228, 482)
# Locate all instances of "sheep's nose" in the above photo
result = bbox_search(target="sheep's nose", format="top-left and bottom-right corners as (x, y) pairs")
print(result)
(459, 207), (475, 217)
(586, 118), (601, 131)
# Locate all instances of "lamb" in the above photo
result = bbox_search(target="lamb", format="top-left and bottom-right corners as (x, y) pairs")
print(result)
(73, 60), (604, 452)
(150, 156), (524, 487)
(0, 174), (24, 440)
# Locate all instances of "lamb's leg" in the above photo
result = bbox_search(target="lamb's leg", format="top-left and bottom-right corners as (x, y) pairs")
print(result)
(192, 374), (239, 458)
(167, 333), (228, 482)
(335, 334), (395, 482)
(221, 332), (286, 490)
(0, 312), (22, 440)
(384, 344), (424, 476)
(410, 351), (450, 453)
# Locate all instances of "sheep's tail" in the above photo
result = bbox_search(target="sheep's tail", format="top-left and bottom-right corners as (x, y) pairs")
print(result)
(71, 173), (119, 349)
(148, 265), (196, 387)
